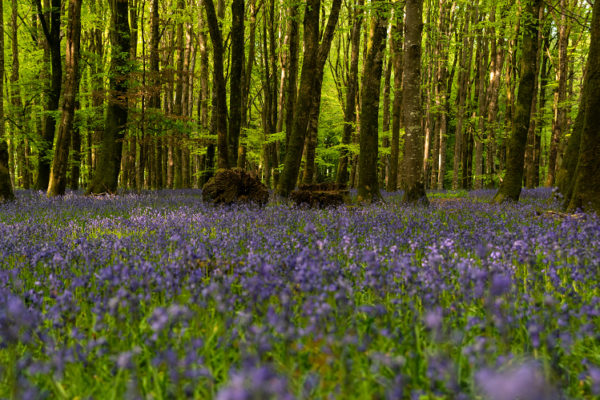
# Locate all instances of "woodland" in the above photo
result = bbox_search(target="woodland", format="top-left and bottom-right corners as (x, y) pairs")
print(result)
(0, 0), (598, 209)
(1, 0), (600, 399)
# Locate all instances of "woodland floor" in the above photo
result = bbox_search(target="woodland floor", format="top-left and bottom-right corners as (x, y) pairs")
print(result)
(0, 187), (599, 399)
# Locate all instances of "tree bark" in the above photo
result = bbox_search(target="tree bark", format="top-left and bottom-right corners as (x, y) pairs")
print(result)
(284, 0), (299, 150)
(0, 0), (14, 201)
(48, 0), (82, 196)
(203, 0), (229, 169)
(387, 2), (404, 191)
(87, 0), (131, 194)
(357, 0), (389, 202)
(452, 5), (473, 189)
(547, 0), (570, 187)
(401, 0), (428, 204)
(563, 0), (600, 212)
(485, 5), (506, 188)
(228, 0), (245, 168)
(337, 0), (365, 187)
(493, 0), (541, 203)
(10, 0), (31, 189)
(34, 0), (62, 191)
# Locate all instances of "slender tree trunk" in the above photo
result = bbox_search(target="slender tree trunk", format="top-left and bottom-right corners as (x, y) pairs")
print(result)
(228, 0), (245, 168)
(35, 0), (62, 191)
(358, 0), (389, 202)
(69, 98), (82, 190)
(381, 51), (393, 188)
(388, 2), (404, 191)
(474, 9), (488, 190)
(485, 6), (505, 188)
(48, 0), (82, 196)
(337, 0), (365, 187)
(149, 0), (163, 189)
(401, 0), (428, 204)
(493, 0), (541, 203)
(452, 5), (472, 189)
(203, 0), (229, 169)
(10, 0), (30, 189)
(87, 0), (131, 194)
(547, 0), (570, 187)
(524, 5), (544, 189)
(0, 0), (14, 201)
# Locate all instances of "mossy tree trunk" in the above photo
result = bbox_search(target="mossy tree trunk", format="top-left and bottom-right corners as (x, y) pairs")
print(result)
(0, 0), (14, 201)
(86, 0), (131, 194)
(493, 0), (541, 203)
(563, 0), (600, 213)
(401, 0), (428, 204)
(357, 0), (390, 202)
(48, 0), (82, 197)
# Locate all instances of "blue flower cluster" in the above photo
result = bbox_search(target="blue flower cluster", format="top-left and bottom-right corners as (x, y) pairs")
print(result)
(0, 188), (598, 398)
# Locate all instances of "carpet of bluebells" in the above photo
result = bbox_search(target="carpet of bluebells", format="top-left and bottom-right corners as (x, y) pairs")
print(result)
(1, 188), (599, 399)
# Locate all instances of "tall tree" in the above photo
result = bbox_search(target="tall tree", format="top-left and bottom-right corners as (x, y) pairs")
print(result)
(48, 0), (82, 196)
(203, 0), (229, 169)
(337, 0), (365, 186)
(149, 0), (162, 189)
(387, 1), (404, 192)
(493, 0), (541, 203)
(278, 0), (342, 197)
(0, 0), (15, 201)
(452, 4), (473, 189)
(358, 0), (390, 202)
(547, 0), (570, 187)
(228, 0), (245, 167)
(562, 0), (600, 212)
(87, 0), (131, 194)
(401, 0), (428, 204)
(34, 0), (63, 191)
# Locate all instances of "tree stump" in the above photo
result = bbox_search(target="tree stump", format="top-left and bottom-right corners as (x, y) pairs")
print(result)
(290, 183), (349, 208)
(0, 142), (14, 202)
(202, 168), (269, 206)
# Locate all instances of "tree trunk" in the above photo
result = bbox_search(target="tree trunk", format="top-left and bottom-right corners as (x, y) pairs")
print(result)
(203, 0), (229, 169)
(284, 0), (299, 150)
(401, 0), (428, 204)
(48, 0), (82, 196)
(474, 9), (488, 190)
(452, 5), (473, 189)
(337, 0), (365, 187)
(485, 5), (506, 188)
(149, 0), (163, 189)
(563, 0), (600, 212)
(69, 98), (82, 190)
(87, 0), (131, 194)
(35, 0), (62, 191)
(387, 2), (404, 192)
(381, 50), (393, 188)
(493, 0), (541, 203)
(357, 0), (389, 202)
(228, 0), (245, 168)
(0, 0), (14, 201)
(547, 0), (570, 187)
(10, 0), (31, 189)
(278, 0), (342, 197)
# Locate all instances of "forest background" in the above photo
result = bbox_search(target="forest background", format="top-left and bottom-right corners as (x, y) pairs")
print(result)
(0, 0), (598, 209)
